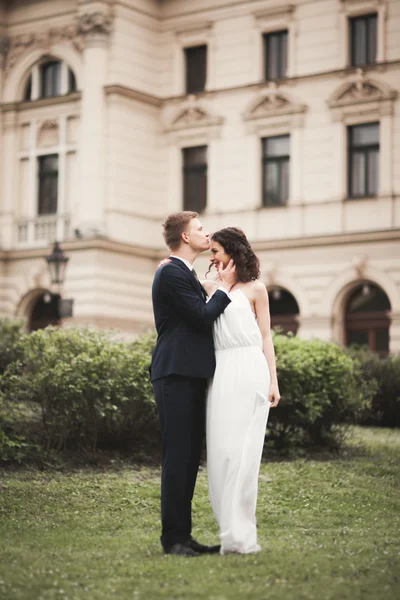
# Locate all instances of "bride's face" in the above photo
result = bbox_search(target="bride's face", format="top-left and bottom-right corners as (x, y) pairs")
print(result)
(210, 240), (231, 270)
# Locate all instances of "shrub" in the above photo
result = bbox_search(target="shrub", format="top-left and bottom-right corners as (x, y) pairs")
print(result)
(266, 334), (372, 451)
(0, 327), (159, 457)
(0, 318), (25, 375)
(347, 348), (400, 427)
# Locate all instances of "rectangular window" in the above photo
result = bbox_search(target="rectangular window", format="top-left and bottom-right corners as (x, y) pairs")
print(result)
(185, 45), (207, 94)
(38, 155), (58, 215)
(40, 61), (62, 98)
(262, 135), (290, 207)
(183, 146), (207, 213)
(348, 123), (379, 198)
(350, 13), (377, 67)
(264, 30), (288, 81)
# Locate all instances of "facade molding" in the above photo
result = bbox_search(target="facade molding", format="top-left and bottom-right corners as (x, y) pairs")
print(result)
(243, 83), (307, 133)
(104, 84), (162, 107)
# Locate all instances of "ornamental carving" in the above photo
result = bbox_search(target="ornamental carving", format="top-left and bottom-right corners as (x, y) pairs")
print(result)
(327, 69), (397, 109)
(3, 25), (83, 77)
(243, 83), (307, 121)
(2, 11), (113, 78)
(169, 95), (223, 130)
(77, 11), (113, 37)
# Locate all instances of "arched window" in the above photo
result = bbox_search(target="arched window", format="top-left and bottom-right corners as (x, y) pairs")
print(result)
(23, 58), (77, 102)
(345, 283), (391, 356)
(268, 287), (300, 335)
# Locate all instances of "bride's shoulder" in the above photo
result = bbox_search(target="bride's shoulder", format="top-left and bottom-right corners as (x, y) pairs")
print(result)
(250, 280), (268, 297)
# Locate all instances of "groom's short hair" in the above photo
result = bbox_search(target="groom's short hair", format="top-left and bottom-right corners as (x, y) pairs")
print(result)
(163, 211), (199, 250)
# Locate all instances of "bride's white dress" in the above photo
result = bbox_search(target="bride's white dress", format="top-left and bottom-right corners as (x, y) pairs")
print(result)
(206, 289), (271, 554)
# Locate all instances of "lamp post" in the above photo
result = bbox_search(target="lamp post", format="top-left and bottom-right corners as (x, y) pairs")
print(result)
(46, 241), (69, 289)
(45, 242), (73, 320)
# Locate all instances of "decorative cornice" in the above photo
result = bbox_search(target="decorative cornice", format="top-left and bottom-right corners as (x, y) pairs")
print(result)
(1, 92), (81, 113)
(104, 84), (162, 108)
(3, 25), (84, 78)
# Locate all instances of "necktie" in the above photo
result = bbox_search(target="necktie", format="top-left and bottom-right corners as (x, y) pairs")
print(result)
(192, 269), (207, 300)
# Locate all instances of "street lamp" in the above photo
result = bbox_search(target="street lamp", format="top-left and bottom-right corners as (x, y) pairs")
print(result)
(46, 241), (69, 287)
(45, 242), (73, 320)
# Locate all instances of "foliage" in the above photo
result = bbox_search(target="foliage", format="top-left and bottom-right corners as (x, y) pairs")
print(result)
(0, 327), (159, 458)
(0, 318), (25, 376)
(266, 334), (372, 451)
(0, 427), (399, 600)
(347, 347), (400, 427)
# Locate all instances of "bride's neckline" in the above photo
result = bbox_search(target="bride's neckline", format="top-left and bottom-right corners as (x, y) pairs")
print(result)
(231, 288), (256, 317)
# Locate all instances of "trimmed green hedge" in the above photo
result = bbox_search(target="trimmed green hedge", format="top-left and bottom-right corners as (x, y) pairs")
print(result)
(0, 319), (383, 463)
(347, 347), (400, 427)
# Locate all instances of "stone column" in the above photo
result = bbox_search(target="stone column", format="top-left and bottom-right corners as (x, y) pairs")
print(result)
(390, 313), (400, 353)
(77, 11), (112, 236)
(0, 109), (18, 249)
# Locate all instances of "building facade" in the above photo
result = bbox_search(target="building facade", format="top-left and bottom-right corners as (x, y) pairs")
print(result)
(0, 0), (399, 351)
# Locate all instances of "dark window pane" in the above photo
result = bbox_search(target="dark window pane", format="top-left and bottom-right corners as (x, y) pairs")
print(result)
(185, 45), (207, 94)
(38, 155), (58, 215)
(265, 30), (288, 81)
(183, 146), (207, 167)
(183, 146), (207, 212)
(350, 14), (377, 67)
(262, 135), (290, 207)
(367, 15), (377, 63)
(351, 152), (366, 196)
(279, 161), (289, 204)
(24, 75), (32, 101)
(265, 135), (290, 157)
(367, 150), (379, 195)
(68, 69), (77, 93)
(41, 61), (61, 98)
(351, 123), (379, 146)
(265, 162), (279, 205)
(348, 123), (379, 198)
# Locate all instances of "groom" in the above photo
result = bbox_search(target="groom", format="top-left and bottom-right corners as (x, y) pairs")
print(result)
(150, 211), (235, 557)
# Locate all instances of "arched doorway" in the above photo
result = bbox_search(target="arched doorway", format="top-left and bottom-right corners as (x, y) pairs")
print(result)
(345, 282), (391, 356)
(29, 292), (60, 331)
(268, 287), (300, 335)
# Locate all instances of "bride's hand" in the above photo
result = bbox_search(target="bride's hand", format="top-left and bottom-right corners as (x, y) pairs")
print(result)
(269, 383), (281, 408)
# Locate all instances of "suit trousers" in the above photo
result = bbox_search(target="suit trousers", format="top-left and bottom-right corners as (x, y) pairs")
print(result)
(153, 374), (207, 550)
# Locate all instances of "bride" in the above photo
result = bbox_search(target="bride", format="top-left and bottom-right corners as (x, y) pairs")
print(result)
(202, 227), (281, 555)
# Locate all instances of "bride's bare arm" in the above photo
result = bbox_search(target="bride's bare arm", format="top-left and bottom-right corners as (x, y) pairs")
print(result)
(253, 281), (281, 408)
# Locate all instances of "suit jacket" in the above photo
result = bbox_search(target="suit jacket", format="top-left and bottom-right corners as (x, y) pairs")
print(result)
(150, 257), (231, 381)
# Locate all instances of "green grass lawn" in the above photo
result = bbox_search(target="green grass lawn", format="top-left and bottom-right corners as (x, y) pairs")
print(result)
(0, 427), (399, 600)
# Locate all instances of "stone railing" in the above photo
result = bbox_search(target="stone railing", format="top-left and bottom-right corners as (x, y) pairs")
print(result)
(16, 214), (71, 248)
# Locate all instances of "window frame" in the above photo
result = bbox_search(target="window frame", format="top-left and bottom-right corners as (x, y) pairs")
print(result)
(184, 44), (207, 95)
(263, 29), (288, 81)
(261, 135), (290, 208)
(182, 145), (208, 213)
(347, 122), (379, 199)
(38, 154), (59, 215)
(349, 12), (377, 67)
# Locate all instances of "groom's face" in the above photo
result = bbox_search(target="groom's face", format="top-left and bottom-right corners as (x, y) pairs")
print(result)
(183, 218), (210, 252)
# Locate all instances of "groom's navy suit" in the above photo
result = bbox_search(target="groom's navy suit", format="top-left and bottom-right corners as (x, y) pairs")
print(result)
(151, 256), (231, 550)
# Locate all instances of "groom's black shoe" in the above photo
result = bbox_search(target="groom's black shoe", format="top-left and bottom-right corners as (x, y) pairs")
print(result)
(188, 538), (221, 554)
(164, 543), (200, 557)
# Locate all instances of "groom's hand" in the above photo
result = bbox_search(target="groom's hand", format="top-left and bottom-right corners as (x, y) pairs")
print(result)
(218, 260), (236, 291)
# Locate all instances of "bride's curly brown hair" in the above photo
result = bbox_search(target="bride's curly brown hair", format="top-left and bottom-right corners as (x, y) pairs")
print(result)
(208, 227), (260, 282)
